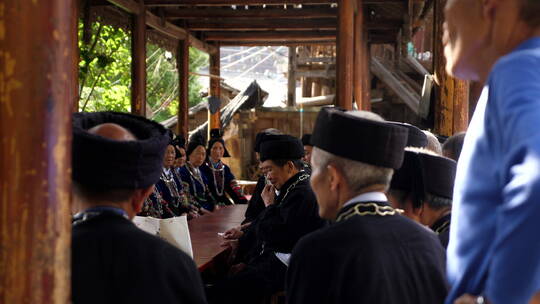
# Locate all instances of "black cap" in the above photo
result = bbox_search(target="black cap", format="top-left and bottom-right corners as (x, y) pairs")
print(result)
(171, 135), (186, 150)
(72, 111), (169, 189)
(259, 135), (304, 162)
(311, 108), (409, 169)
(391, 150), (457, 206)
(388, 122), (428, 148)
(301, 134), (312, 146)
(254, 132), (283, 153)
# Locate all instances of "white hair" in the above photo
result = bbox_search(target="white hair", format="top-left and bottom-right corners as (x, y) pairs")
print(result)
(312, 110), (394, 193)
(422, 130), (443, 155)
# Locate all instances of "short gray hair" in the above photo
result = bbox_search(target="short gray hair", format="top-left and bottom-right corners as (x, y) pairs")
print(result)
(312, 110), (394, 193)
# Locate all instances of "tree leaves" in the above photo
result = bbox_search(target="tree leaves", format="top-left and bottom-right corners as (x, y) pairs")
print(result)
(78, 19), (207, 122)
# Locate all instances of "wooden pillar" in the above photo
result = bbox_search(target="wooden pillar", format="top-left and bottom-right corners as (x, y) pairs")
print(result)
(312, 79), (322, 97)
(302, 77), (313, 98)
(131, 0), (146, 117)
(209, 45), (221, 132)
(353, 0), (371, 111)
(0, 0), (77, 303)
(177, 38), (189, 138)
(337, 0), (355, 110)
(287, 46), (297, 107)
(433, 0), (469, 135)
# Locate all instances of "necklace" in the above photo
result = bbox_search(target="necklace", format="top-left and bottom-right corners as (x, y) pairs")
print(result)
(336, 202), (403, 222)
(209, 161), (225, 197)
(161, 169), (181, 208)
(187, 163), (208, 198)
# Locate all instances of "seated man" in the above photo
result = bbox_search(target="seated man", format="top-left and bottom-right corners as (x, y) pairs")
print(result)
(71, 112), (207, 304)
(301, 133), (313, 166)
(388, 148), (457, 248)
(286, 108), (447, 304)
(207, 134), (326, 304)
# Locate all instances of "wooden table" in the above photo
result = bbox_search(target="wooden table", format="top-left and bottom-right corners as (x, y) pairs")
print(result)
(189, 205), (248, 271)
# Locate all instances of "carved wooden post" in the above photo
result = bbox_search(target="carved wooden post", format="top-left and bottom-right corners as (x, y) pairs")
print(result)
(177, 38), (190, 138)
(336, 0), (354, 110)
(433, 0), (469, 135)
(131, 0), (146, 116)
(0, 0), (77, 302)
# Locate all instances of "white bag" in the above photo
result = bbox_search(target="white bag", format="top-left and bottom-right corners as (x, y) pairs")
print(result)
(133, 215), (193, 258)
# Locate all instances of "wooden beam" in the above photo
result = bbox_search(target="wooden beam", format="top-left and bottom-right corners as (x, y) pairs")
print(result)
(287, 46), (297, 107)
(336, 0), (355, 110)
(164, 7), (338, 19)
(205, 31), (336, 42)
(209, 45), (221, 132)
(219, 40), (337, 46)
(371, 58), (420, 113)
(183, 18), (401, 31)
(131, 0), (147, 116)
(1, 0), (76, 303)
(145, 0), (404, 5)
(433, 0), (468, 135)
(297, 56), (335, 64)
(296, 69), (336, 78)
(105, 0), (216, 54)
(186, 18), (337, 31)
(177, 39), (190, 137)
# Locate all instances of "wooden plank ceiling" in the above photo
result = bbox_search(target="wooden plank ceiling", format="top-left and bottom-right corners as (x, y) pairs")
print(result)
(95, 0), (430, 49)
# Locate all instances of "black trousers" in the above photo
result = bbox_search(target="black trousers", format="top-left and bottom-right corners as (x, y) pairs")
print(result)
(206, 253), (287, 304)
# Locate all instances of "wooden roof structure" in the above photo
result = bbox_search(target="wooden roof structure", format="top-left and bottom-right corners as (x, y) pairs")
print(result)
(92, 0), (432, 49)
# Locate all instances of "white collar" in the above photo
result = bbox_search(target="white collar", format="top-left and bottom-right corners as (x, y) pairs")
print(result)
(342, 192), (388, 208)
(163, 167), (171, 175)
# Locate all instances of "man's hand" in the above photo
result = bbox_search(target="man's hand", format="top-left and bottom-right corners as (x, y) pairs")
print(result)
(223, 226), (244, 240)
(261, 184), (276, 207)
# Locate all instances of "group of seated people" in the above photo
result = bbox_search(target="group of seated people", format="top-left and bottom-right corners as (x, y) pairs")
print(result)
(138, 132), (247, 219)
(70, 108), (468, 304)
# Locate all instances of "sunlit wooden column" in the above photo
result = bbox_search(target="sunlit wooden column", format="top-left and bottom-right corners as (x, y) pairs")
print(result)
(336, 0), (355, 110)
(433, 0), (469, 135)
(131, 0), (146, 116)
(177, 38), (190, 138)
(287, 46), (297, 107)
(209, 44), (221, 134)
(0, 0), (77, 303)
(353, 0), (371, 111)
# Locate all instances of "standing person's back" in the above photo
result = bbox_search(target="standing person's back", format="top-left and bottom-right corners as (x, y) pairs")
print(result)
(70, 112), (207, 304)
(441, 0), (540, 303)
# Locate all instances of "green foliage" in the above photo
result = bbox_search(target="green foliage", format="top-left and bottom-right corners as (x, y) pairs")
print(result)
(78, 19), (208, 122)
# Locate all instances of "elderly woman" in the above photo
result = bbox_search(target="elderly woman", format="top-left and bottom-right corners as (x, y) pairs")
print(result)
(139, 139), (190, 219)
(200, 137), (247, 206)
(179, 137), (217, 212)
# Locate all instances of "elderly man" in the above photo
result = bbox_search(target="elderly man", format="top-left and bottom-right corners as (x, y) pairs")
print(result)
(207, 134), (325, 304)
(286, 108), (447, 304)
(442, 0), (540, 303)
(388, 149), (457, 248)
(71, 112), (207, 304)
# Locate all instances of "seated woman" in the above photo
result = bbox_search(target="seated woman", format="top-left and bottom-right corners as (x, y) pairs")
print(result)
(179, 138), (218, 212)
(201, 137), (247, 206)
(139, 141), (190, 218)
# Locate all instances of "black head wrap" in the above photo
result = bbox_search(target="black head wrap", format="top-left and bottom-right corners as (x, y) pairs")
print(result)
(311, 108), (409, 169)
(391, 150), (457, 208)
(187, 135), (206, 157)
(301, 134), (312, 146)
(259, 135), (304, 162)
(207, 137), (231, 158)
(72, 111), (169, 189)
(254, 132), (283, 153)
